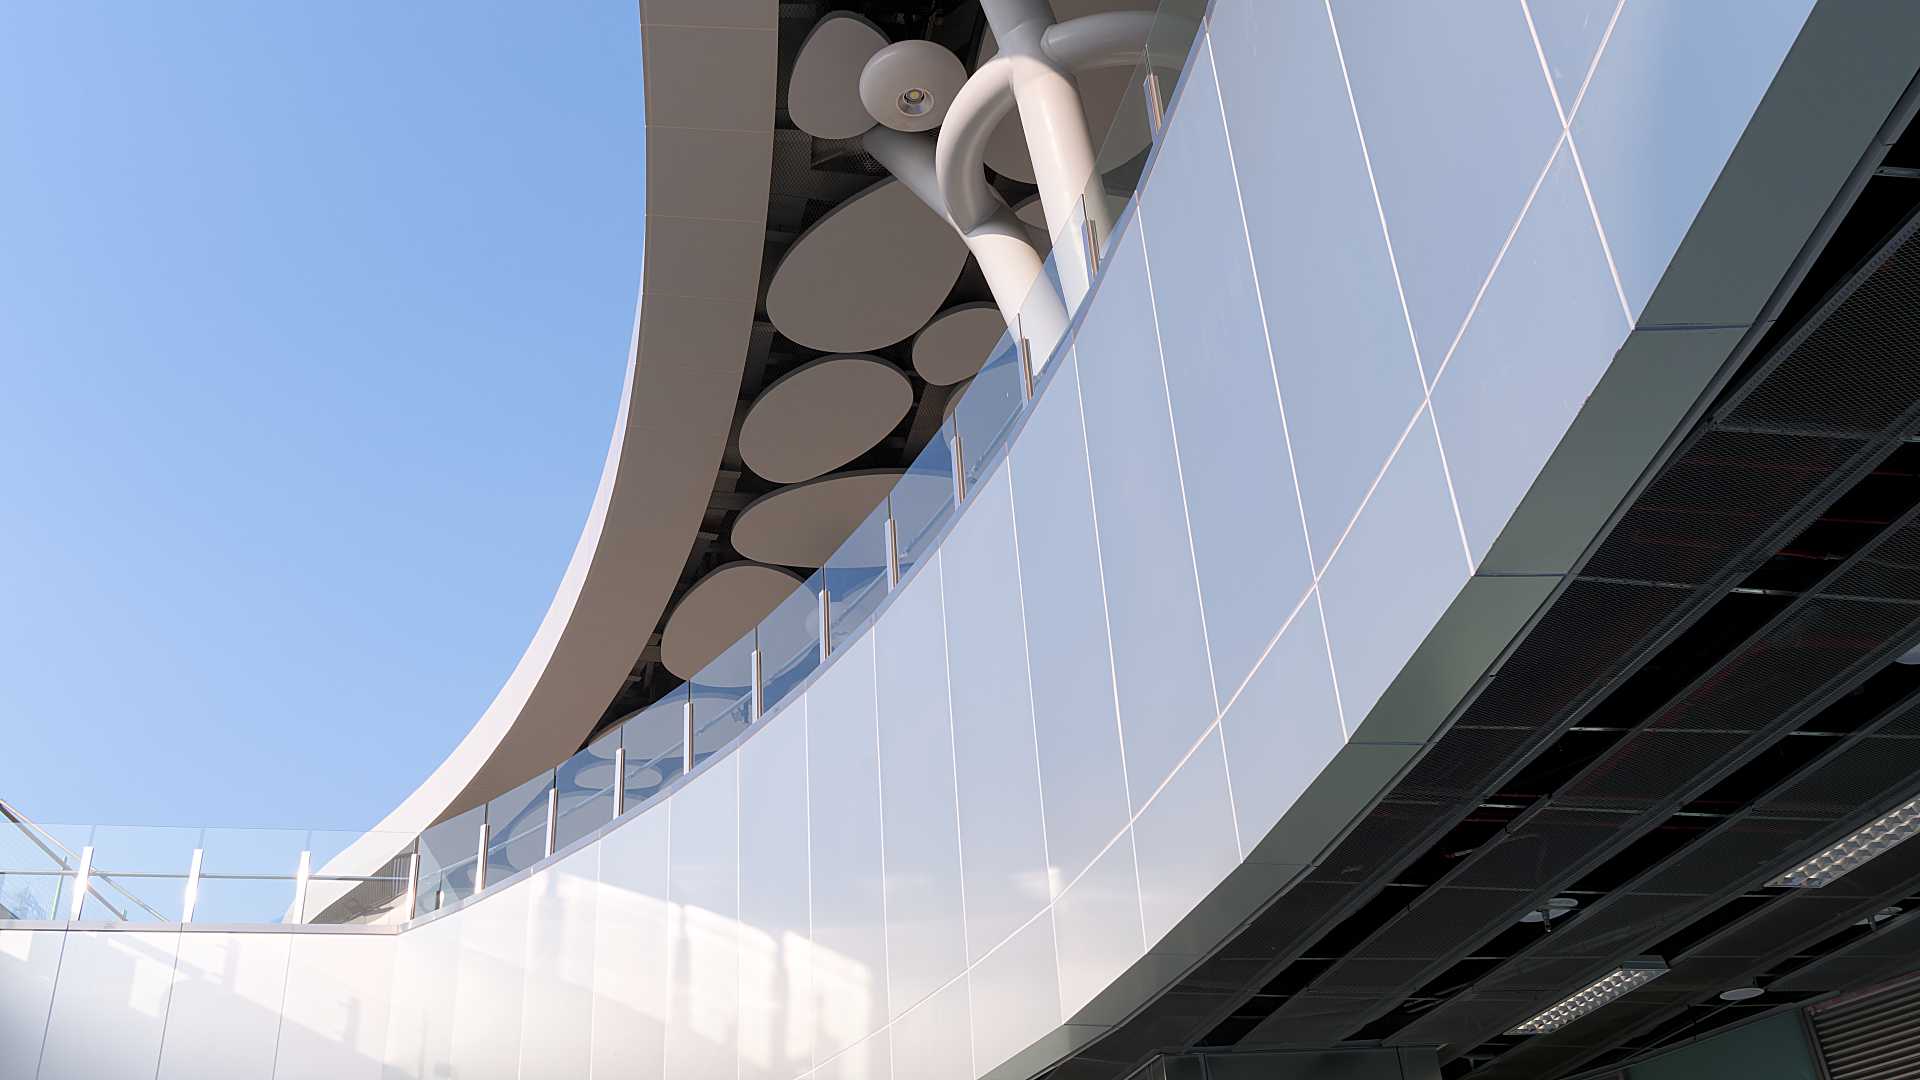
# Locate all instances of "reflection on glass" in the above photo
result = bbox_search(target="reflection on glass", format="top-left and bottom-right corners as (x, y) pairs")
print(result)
(762, 573), (824, 713)
(891, 434), (957, 581)
(486, 770), (555, 883)
(826, 501), (891, 653)
(418, 804), (483, 913)
(691, 629), (756, 769)
(0, 870), (65, 920)
(555, 727), (620, 849)
(955, 333), (1027, 487)
(623, 692), (688, 805)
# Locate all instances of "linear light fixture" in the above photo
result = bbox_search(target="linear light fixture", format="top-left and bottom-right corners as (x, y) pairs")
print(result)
(1769, 797), (1920, 888)
(1509, 959), (1667, 1035)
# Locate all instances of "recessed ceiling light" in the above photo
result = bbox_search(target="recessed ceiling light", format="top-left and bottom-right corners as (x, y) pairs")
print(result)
(1719, 986), (1764, 1002)
(1510, 959), (1668, 1035)
(1769, 797), (1920, 888)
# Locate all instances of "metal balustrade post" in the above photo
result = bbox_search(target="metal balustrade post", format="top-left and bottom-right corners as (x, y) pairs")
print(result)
(404, 851), (421, 920)
(474, 821), (490, 893)
(818, 581), (832, 662)
(613, 744), (628, 816)
(885, 499), (901, 590)
(951, 427), (968, 504)
(544, 785), (559, 858)
(293, 850), (312, 923)
(68, 845), (92, 921)
(1017, 317), (1035, 402)
(751, 645), (765, 720)
(1143, 67), (1165, 135)
(1080, 193), (1101, 278)
(182, 848), (204, 923)
(682, 689), (695, 777)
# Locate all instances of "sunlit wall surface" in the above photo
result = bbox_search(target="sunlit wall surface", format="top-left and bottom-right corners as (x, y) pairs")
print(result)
(0, 1), (1821, 1077)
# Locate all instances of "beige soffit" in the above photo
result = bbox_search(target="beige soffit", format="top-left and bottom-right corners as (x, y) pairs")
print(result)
(660, 562), (804, 679)
(325, 2), (779, 886)
(765, 177), (970, 353)
(738, 353), (914, 484)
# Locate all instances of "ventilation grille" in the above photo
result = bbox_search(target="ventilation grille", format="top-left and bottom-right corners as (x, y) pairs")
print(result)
(1812, 975), (1920, 1080)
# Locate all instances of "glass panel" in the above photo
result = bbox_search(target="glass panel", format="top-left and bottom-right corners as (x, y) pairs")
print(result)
(1148, 0), (1207, 102)
(825, 499), (890, 653)
(0, 871), (66, 920)
(305, 856), (411, 926)
(622, 692), (688, 806)
(890, 432), (956, 581)
(486, 769), (555, 883)
(1095, 50), (1155, 204)
(1017, 240), (1071, 381)
(418, 803), (484, 913)
(197, 826), (309, 876)
(555, 727), (620, 848)
(954, 331), (1026, 488)
(303, 864), (408, 914)
(691, 688), (752, 768)
(80, 825), (198, 921)
(690, 628), (755, 768)
(188, 875), (297, 924)
(761, 571), (824, 713)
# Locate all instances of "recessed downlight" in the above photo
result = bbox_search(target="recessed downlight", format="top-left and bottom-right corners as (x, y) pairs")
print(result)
(1719, 986), (1764, 1002)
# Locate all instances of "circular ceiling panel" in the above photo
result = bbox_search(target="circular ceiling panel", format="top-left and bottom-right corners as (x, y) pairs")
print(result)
(860, 40), (970, 132)
(661, 562), (804, 679)
(789, 12), (889, 140)
(766, 179), (969, 353)
(739, 354), (913, 484)
(733, 469), (904, 568)
(913, 303), (1005, 386)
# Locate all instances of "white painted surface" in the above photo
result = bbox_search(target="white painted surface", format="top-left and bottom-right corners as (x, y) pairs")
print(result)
(156, 931), (290, 1080)
(36, 930), (180, 1080)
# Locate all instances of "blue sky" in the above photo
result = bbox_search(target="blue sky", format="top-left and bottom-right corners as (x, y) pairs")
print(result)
(0, 4), (644, 830)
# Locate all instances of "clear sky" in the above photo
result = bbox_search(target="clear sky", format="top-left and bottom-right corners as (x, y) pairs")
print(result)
(0, 4), (644, 830)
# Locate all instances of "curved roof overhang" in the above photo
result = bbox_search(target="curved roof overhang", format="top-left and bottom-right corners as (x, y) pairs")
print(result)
(351, 3), (777, 852)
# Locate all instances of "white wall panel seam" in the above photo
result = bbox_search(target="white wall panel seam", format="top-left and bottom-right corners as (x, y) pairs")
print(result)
(1419, 398), (1480, 573)
(25, 928), (66, 1080)
(869, 638), (897, 1036)
(1318, 0), (1434, 393)
(143, 930), (186, 1080)
(1000, 460), (1061, 899)
(1132, 206), (1241, 857)
(1319, 0), (1474, 571)
(1213, 588), (1316, 725)
(1563, 135), (1636, 327)
(930, 556), (976, 969)
(1427, 131), (1568, 390)
(662, 797), (673, 1080)
(264, 928), (297, 1080)
(1518, 0), (1634, 325)
(1564, 0), (1627, 125)
(1199, 26), (1324, 579)
(1066, 351), (1150, 947)
(804, 696), (817, 1073)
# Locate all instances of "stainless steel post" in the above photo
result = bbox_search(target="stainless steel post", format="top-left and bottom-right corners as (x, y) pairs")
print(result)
(182, 848), (204, 923)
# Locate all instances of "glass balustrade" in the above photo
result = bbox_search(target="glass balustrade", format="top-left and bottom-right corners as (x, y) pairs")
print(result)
(0, 4), (1206, 929)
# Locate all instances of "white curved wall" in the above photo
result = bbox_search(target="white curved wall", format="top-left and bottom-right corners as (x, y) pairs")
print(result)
(3, 0), (1885, 1076)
